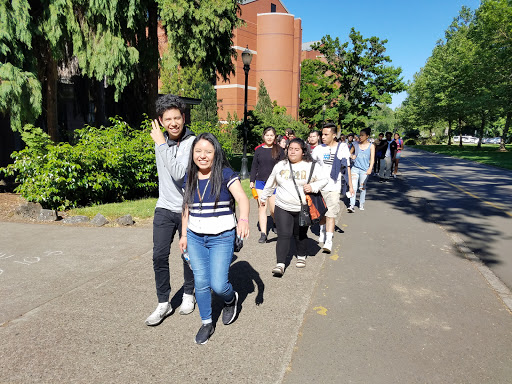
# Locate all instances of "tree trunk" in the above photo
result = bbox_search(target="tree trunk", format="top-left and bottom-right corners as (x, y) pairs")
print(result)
(147, 2), (159, 117)
(448, 119), (452, 145)
(46, 50), (59, 142)
(95, 78), (106, 127)
(477, 112), (485, 149)
(458, 117), (463, 147)
(500, 112), (511, 152)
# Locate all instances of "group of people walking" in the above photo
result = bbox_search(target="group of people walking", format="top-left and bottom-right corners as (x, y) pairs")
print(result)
(145, 95), (403, 345)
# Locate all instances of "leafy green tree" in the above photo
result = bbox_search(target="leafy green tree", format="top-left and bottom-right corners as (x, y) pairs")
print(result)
(310, 31), (406, 131)
(255, 79), (273, 116)
(160, 56), (219, 124)
(299, 59), (335, 129)
(367, 104), (396, 135)
(473, 0), (512, 150)
(247, 80), (309, 149)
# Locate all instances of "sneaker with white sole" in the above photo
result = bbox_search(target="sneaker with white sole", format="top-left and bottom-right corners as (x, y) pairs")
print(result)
(318, 231), (326, 244)
(347, 206), (355, 213)
(359, 204), (365, 211)
(222, 291), (238, 325)
(195, 323), (215, 345)
(145, 302), (173, 326)
(322, 239), (333, 253)
(179, 293), (195, 315)
(296, 256), (306, 268)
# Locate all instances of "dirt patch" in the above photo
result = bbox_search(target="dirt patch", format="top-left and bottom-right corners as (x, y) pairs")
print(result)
(0, 193), (27, 222)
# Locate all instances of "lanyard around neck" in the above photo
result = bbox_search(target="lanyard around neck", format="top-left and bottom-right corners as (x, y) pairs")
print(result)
(196, 178), (210, 210)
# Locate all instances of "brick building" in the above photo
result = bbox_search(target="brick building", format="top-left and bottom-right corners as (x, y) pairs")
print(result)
(215, 0), (302, 121)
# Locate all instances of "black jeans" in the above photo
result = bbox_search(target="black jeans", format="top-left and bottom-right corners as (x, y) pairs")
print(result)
(274, 205), (309, 264)
(373, 157), (381, 174)
(153, 207), (194, 302)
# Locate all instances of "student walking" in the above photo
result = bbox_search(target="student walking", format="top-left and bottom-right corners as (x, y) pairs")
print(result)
(373, 132), (384, 175)
(250, 127), (285, 243)
(260, 138), (327, 275)
(378, 132), (397, 182)
(307, 130), (321, 152)
(179, 133), (250, 345)
(393, 133), (404, 178)
(348, 128), (375, 212)
(311, 123), (354, 253)
(146, 95), (196, 326)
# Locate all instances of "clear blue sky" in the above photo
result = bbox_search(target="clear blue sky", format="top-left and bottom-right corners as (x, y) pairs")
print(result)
(285, 0), (481, 110)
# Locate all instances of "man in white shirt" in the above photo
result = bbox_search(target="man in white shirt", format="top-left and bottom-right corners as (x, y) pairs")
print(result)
(311, 124), (354, 253)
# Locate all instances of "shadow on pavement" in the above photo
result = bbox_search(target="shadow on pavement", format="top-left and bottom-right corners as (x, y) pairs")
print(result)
(369, 159), (509, 267)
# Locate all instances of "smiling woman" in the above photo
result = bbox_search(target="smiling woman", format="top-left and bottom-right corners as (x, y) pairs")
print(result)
(179, 132), (250, 345)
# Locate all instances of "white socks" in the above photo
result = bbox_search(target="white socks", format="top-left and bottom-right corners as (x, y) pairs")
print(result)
(326, 232), (333, 242)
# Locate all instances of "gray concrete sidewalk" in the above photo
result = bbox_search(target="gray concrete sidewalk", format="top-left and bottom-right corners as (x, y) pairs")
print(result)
(0, 202), (327, 383)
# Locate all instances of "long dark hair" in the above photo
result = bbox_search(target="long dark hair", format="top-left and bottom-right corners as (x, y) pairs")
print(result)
(285, 138), (313, 163)
(183, 133), (233, 210)
(262, 126), (281, 160)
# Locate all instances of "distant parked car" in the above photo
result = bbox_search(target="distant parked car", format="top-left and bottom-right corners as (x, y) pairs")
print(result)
(461, 136), (477, 143)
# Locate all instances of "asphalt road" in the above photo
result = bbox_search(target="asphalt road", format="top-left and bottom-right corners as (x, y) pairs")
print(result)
(282, 149), (512, 383)
(399, 148), (512, 289)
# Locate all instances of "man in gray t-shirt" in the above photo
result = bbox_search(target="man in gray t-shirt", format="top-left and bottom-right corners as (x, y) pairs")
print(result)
(145, 95), (196, 326)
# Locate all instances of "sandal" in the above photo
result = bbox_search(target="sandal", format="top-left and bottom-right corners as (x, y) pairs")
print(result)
(272, 265), (284, 276)
(296, 259), (306, 268)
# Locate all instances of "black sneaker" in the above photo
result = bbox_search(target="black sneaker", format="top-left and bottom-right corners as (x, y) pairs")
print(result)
(258, 233), (267, 243)
(222, 291), (238, 325)
(195, 323), (215, 345)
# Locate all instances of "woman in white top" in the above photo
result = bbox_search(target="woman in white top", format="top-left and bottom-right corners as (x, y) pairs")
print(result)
(260, 138), (327, 275)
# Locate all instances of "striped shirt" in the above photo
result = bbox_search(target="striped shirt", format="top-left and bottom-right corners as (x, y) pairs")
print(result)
(187, 168), (238, 235)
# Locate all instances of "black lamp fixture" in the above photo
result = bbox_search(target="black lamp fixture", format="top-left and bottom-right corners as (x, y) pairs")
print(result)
(240, 46), (253, 179)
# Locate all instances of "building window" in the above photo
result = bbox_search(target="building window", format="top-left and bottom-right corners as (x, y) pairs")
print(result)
(271, 3), (276, 12)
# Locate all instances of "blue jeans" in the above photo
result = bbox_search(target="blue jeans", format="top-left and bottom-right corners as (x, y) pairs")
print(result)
(187, 228), (236, 322)
(350, 168), (368, 207)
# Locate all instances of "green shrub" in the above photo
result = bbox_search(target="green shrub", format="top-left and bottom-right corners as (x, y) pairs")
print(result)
(1, 117), (157, 210)
(189, 120), (242, 158)
(405, 139), (416, 145)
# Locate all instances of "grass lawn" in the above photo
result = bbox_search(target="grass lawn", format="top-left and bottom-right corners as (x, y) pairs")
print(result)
(68, 179), (254, 220)
(412, 144), (512, 171)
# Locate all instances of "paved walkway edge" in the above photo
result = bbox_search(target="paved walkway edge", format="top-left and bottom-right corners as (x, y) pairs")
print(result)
(275, 250), (328, 384)
(448, 231), (512, 313)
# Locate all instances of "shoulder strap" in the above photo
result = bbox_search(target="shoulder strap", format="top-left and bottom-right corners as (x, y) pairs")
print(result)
(306, 162), (316, 184)
(288, 162), (304, 205)
(334, 142), (340, 157)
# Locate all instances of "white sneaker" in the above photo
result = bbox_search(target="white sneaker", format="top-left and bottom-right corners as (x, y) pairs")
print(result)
(347, 206), (355, 213)
(145, 302), (173, 326)
(322, 239), (333, 253)
(179, 293), (196, 315)
(359, 204), (365, 211)
(318, 231), (326, 244)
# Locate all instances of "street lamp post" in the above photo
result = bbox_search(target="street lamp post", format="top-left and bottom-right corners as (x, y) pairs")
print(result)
(240, 46), (253, 179)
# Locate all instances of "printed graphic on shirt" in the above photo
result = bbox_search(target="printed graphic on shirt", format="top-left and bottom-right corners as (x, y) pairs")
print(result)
(279, 169), (307, 180)
(323, 151), (335, 166)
